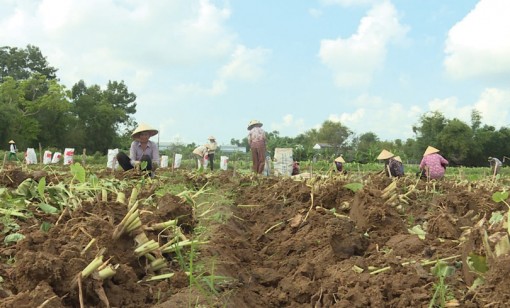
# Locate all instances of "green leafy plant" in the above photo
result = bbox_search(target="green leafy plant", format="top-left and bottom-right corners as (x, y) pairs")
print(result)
(429, 261), (455, 308)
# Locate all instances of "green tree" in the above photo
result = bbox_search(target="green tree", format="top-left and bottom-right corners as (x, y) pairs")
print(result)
(69, 80), (137, 153)
(437, 118), (473, 165)
(0, 45), (57, 82)
(412, 111), (447, 157)
(351, 132), (380, 163)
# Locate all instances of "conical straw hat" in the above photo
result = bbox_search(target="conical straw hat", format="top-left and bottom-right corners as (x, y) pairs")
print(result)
(377, 149), (394, 160)
(247, 120), (263, 130)
(334, 156), (345, 163)
(131, 123), (158, 138)
(8, 140), (15, 144)
(423, 146), (439, 156)
(394, 156), (402, 163)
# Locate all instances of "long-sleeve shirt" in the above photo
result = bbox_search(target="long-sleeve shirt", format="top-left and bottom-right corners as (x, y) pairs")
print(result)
(386, 158), (404, 177)
(248, 127), (266, 148)
(193, 145), (208, 157)
(205, 141), (217, 154)
(129, 140), (160, 166)
(419, 153), (448, 179)
(489, 157), (503, 167)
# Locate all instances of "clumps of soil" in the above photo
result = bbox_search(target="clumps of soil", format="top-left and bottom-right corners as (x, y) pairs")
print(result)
(0, 180), (195, 308)
(1, 169), (509, 307)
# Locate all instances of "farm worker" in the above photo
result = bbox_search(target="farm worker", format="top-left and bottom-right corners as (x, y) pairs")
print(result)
(394, 156), (405, 175)
(418, 146), (448, 180)
(377, 149), (404, 178)
(205, 136), (218, 171)
(334, 156), (346, 173)
(192, 145), (209, 169)
(116, 123), (160, 176)
(247, 120), (267, 174)
(291, 161), (300, 175)
(488, 157), (503, 176)
(8, 140), (17, 161)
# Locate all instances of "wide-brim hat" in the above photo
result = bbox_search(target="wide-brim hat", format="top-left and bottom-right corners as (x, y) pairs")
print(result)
(131, 123), (158, 139)
(334, 156), (345, 163)
(377, 149), (394, 160)
(394, 156), (402, 163)
(247, 120), (263, 130)
(8, 140), (15, 144)
(423, 146), (440, 156)
(208, 136), (216, 140)
(488, 157), (493, 161)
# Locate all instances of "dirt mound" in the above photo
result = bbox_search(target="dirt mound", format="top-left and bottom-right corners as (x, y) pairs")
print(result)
(1, 170), (509, 307)
(0, 180), (194, 307)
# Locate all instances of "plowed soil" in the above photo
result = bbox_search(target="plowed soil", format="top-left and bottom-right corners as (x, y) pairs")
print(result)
(0, 166), (509, 307)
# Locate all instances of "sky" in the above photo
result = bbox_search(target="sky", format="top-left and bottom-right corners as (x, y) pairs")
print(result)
(1, 0), (509, 146)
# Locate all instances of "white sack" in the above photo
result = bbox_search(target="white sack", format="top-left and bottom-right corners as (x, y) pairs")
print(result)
(107, 149), (119, 169)
(173, 153), (182, 169)
(220, 156), (228, 170)
(43, 151), (52, 164)
(273, 148), (293, 176)
(160, 155), (169, 168)
(25, 148), (37, 164)
(52, 152), (62, 164)
(63, 148), (75, 165)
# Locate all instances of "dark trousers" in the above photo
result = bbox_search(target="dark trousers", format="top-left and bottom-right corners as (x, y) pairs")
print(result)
(116, 152), (152, 171)
(208, 153), (215, 170)
(251, 145), (266, 174)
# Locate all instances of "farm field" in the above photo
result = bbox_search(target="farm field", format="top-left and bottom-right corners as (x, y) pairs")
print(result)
(1, 163), (510, 307)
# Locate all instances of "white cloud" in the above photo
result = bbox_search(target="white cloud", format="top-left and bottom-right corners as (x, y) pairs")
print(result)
(327, 95), (418, 140)
(219, 45), (271, 81)
(308, 8), (323, 18)
(271, 114), (306, 133)
(426, 88), (510, 129)
(320, 0), (376, 7)
(318, 1), (408, 87)
(0, 0), (243, 90)
(473, 88), (510, 128)
(444, 0), (510, 79)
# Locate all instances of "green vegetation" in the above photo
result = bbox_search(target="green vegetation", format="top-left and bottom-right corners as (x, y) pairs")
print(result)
(1, 45), (509, 168)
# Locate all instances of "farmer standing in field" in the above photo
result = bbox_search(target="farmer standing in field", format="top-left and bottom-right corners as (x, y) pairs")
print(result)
(247, 120), (267, 174)
(116, 123), (160, 176)
(377, 149), (404, 177)
(418, 146), (448, 180)
(205, 136), (218, 171)
(488, 156), (503, 176)
(8, 140), (17, 161)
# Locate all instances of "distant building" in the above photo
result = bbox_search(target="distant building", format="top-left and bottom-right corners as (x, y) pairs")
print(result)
(158, 142), (175, 151)
(313, 143), (334, 150)
(219, 145), (247, 153)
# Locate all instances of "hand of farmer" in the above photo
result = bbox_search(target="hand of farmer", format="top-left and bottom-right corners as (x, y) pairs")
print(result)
(134, 161), (141, 170)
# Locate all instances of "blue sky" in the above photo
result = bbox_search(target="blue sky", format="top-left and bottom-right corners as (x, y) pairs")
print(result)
(1, 0), (509, 146)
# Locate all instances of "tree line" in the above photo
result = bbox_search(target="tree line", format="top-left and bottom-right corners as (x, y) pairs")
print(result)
(1, 45), (509, 167)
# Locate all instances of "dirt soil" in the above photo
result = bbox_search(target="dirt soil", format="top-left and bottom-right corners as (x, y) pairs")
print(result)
(1, 166), (510, 307)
